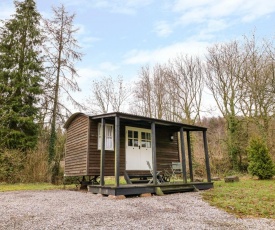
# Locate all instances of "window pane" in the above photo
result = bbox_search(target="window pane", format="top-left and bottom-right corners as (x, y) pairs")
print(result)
(147, 133), (151, 140)
(141, 141), (146, 147)
(134, 139), (138, 147)
(98, 123), (114, 150)
(128, 130), (132, 138)
(134, 131), (138, 138)
(147, 141), (151, 148)
(141, 132), (145, 139)
(128, 139), (133, 146)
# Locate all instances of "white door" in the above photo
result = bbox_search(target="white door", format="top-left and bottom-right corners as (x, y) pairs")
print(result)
(126, 127), (152, 170)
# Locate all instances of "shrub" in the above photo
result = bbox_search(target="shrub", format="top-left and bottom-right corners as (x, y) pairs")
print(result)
(0, 147), (49, 183)
(247, 138), (275, 179)
(0, 149), (24, 183)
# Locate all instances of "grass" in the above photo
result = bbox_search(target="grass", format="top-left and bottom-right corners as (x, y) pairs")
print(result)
(0, 176), (126, 192)
(202, 176), (275, 219)
(0, 183), (75, 192)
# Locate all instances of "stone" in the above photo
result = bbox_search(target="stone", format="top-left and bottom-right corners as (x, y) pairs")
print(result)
(108, 195), (126, 200)
(224, 176), (239, 182)
(194, 177), (204, 182)
(140, 193), (152, 197)
(211, 177), (221, 181)
(96, 194), (104, 197)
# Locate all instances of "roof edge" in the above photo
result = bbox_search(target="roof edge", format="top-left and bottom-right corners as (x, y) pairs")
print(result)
(63, 112), (88, 129)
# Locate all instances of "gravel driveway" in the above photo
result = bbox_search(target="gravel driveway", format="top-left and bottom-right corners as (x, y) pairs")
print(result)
(0, 190), (274, 230)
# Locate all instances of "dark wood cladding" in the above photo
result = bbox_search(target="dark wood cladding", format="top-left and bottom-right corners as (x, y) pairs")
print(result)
(65, 115), (180, 177)
(155, 126), (179, 171)
(87, 119), (126, 176)
(65, 115), (89, 176)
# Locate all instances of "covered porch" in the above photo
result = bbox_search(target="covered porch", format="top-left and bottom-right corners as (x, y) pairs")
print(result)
(88, 112), (213, 196)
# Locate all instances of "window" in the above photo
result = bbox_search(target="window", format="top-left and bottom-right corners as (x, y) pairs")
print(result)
(98, 123), (114, 150)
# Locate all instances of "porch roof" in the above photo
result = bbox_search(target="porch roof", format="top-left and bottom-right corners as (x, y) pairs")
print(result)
(64, 112), (207, 131)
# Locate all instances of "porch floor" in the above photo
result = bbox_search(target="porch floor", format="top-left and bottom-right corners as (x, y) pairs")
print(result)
(87, 182), (213, 196)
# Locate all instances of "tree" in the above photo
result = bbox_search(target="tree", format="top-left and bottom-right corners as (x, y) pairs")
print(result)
(133, 64), (170, 119)
(239, 35), (275, 141)
(42, 5), (83, 182)
(205, 41), (246, 171)
(247, 137), (275, 179)
(167, 55), (204, 124)
(0, 0), (44, 150)
(85, 75), (131, 114)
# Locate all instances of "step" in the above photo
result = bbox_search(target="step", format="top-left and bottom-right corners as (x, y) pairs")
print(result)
(160, 186), (195, 194)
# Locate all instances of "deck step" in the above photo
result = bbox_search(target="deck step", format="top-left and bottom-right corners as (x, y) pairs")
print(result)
(160, 186), (195, 194)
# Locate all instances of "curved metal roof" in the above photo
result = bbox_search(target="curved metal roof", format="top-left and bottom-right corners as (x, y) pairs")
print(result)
(64, 112), (207, 131)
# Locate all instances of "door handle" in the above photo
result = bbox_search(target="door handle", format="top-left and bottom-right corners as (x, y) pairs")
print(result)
(139, 145), (140, 149)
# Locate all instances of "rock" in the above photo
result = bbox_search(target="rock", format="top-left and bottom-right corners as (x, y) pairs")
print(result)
(140, 193), (152, 197)
(108, 195), (126, 200)
(211, 177), (221, 181)
(194, 177), (204, 182)
(224, 176), (239, 182)
(96, 194), (104, 198)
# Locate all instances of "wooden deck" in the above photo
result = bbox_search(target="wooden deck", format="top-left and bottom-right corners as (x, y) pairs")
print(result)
(87, 182), (213, 196)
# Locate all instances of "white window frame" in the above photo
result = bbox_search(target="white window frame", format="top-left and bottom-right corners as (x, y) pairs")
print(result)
(98, 123), (114, 151)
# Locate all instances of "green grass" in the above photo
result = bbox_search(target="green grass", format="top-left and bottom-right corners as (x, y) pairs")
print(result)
(0, 183), (75, 192)
(0, 176), (126, 192)
(202, 177), (275, 219)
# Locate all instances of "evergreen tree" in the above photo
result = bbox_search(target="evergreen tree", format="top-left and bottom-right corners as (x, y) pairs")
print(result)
(247, 138), (275, 179)
(0, 0), (44, 150)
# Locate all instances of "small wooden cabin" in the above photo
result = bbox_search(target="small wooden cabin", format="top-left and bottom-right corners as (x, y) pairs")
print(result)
(64, 112), (212, 195)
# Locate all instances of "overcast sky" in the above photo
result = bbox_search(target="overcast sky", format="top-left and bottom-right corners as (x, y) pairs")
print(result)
(1, 0), (275, 115)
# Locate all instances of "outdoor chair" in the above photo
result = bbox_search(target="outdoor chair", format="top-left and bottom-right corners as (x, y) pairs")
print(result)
(146, 161), (163, 184)
(171, 162), (183, 181)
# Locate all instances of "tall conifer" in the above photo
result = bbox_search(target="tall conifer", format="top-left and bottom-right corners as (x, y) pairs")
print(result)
(0, 0), (44, 150)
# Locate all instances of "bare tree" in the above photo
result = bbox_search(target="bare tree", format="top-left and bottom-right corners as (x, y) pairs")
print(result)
(85, 75), (131, 114)
(205, 41), (246, 170)
(132, 65), (153, 117)
(133, 64), (170, 119)
(167, 55), (204, 124)
(133, 56), (203, 124)
(240, 35), (275, 144)
(42, 4), (83, 182)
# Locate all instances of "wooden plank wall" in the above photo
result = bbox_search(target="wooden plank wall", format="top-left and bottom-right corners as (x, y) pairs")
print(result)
(155, 126), (179, 171)
(64, 115), (89, 176)
(88, 120), (126, 176)
(87, 121), (179, 176)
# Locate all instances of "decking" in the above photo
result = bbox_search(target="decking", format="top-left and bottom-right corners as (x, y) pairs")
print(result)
(88, 182), (213, 196)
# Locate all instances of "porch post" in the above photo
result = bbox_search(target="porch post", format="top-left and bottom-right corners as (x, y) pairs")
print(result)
(180, 127), (187, 183)
(100, 118), (105, 186)
(114, 116), (120, 187)
(151, 122), (157, 185)
(203, 130), (211, 182)
(187, 131), (194, 182)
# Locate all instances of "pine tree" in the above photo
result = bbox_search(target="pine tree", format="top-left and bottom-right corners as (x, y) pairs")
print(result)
(0, 0), (44, 150)
(247, 138), (275, 179)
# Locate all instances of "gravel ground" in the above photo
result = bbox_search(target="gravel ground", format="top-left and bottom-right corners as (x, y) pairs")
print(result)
(0, 190), (274, 230)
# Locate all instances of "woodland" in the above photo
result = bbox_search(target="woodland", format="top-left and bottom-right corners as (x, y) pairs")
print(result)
(0, 0), (274, 184)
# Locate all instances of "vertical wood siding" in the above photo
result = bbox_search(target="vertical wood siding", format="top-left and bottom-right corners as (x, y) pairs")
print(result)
(87, 120), (126, 176)
(64, 115), (89, 176)
(87, 121), (179, 176)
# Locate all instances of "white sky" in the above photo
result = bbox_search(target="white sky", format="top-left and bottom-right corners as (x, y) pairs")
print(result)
(1, 0), (275, 116)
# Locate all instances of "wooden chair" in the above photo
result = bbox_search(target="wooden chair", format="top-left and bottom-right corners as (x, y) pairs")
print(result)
(171, 162), (183, 181)
(146, 161), (163, 184)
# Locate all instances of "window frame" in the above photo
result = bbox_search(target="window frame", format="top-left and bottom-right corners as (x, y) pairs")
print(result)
(98, 123), (114, 151)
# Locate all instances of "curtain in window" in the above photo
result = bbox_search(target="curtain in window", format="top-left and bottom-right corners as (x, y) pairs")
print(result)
(98, 124), (113, 150)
